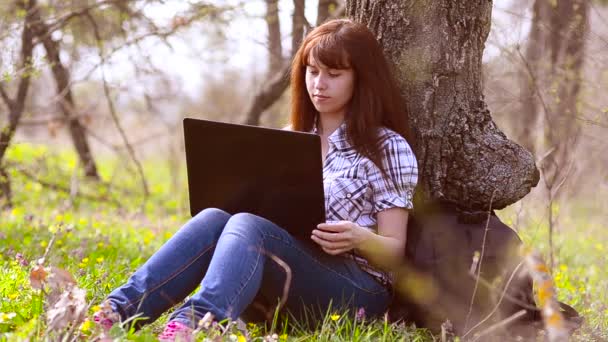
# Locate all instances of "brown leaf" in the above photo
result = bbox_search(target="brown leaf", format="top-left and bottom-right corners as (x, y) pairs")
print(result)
(46, 287), (87, 332)
(30, 265), (48, 290)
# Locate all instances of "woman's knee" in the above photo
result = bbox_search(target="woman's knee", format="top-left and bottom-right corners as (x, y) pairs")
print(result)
(181, 208), (231, 237)
(222, 212), (278, 238)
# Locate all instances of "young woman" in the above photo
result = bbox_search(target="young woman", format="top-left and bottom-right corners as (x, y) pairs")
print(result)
(94, 19), (418, 341)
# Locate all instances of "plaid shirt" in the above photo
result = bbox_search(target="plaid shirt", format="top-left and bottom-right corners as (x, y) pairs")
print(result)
(314, 123), (418, 285)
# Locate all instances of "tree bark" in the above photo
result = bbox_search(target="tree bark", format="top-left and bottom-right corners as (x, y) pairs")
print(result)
(29, 0), (100, 179)
(347, 0), (539, 211)
(0, 0), (36, 205)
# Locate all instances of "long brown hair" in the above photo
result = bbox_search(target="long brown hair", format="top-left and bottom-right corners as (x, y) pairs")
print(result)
(290, 19), (412, 171)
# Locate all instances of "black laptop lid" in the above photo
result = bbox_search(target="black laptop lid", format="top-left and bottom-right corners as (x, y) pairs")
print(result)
(183, 118), (326, 238)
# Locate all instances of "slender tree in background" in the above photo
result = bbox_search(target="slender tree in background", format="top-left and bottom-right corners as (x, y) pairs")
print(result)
(347, 0), (539, 212)
(518, 0), (589, 190)
(243, 0), (346, 125)
(0, 0), (35, 207)
(29, 0), (100, 179)
(517, 0), (589, 270)
(265, 0), (283, 78)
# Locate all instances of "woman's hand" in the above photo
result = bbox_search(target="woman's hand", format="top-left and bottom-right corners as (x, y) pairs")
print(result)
(311, 221), (372, 255)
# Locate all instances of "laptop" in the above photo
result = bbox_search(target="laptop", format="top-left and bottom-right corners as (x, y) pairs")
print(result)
(183, 118), (326, 239)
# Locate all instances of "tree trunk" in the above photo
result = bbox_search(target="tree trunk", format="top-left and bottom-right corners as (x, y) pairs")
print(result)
(29, 1), (100, 179)
(544, 0), (588, 190)
(243, 0), (308, 126)
(291, 0), (305, 55)
(516, 0), (552, 155)
(347, 0), (539, 211)
(0, 0), (36, 206)
(265, 0), (282, 77)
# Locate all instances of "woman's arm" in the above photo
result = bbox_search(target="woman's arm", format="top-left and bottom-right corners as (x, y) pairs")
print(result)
(311, 207), (408, 267)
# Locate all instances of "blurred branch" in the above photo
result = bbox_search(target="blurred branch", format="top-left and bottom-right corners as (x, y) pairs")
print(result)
(84, 11), (150, 203)
(45, 0), (126, 34)
(5, 161), (122, 207)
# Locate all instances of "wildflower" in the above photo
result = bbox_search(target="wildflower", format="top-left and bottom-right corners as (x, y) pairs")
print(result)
(96, 257), (104, 264)
(8, 293), (18, 300)
(330, 314), (340, 321)
(15, 253), (28, 266)
(355, 307), (366, 321)
(279, 333), (288, 341)
(0, 312), (16, 323)
(82, 258), (89, 264)
(263, 333), (279, 342)
(80, 318), (93, 333)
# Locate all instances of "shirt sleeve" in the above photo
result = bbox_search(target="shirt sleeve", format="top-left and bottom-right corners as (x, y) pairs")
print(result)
(369, 134), (418, 213)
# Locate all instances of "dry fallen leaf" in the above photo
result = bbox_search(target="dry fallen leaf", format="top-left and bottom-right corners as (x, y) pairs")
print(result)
(30, 265), (48, 290)
(46, 287), (87, 332)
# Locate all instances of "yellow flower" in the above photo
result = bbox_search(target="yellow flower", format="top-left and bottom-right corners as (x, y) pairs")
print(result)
(91, 305), (101, 312)
(238, 334), (247, 342)
(8, 293), (18, 300)
(280, 333), (288, 341)
(80, 319), (93, 333)
(81, 258), (89, 264)
(330, 314), (340, 321)
(78, 263), (86, 268)
(40, 241), (48, 248)
(97, 242), (104, 248)
(0, 312), (16, 323)
(96, 257), (104, 264)
(559, 264), (568, 272)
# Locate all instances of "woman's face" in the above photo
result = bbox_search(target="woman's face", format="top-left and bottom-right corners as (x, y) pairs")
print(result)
(305, 55), (355, 118)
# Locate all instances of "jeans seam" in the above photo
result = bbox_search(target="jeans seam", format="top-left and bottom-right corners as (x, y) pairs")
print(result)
(122, 243), (217, 312)
(225, 233), (264, 313)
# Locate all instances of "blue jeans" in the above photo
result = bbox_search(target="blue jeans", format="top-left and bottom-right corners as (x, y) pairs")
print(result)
(106, 208), (391, 328)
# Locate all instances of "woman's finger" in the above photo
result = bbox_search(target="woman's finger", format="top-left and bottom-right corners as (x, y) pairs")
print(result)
(311, 235), (352, 250)
(312, 229), (346, 242)
(316, 222), (350, 232)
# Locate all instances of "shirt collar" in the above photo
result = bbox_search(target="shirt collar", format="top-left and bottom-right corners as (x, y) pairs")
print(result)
(312, 116), (351, 151)
(327, 122), (351, 151)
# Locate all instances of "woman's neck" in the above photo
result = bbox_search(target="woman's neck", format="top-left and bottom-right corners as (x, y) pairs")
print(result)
(317, 113), (345, 137)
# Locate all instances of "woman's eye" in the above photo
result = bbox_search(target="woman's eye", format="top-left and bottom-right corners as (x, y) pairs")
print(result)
(329, 72), (341, 78)
(308, 69), (319, 75)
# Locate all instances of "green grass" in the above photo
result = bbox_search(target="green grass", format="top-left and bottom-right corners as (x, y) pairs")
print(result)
(0, 143), (606, 341)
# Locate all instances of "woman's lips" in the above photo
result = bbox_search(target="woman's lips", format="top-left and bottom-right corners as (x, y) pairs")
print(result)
(314, 95), (330, 101)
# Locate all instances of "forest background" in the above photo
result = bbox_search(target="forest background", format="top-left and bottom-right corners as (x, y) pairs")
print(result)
(0, 0), (607, 341)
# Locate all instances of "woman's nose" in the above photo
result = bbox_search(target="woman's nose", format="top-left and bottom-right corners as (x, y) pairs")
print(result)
(314, 75), (327, 90)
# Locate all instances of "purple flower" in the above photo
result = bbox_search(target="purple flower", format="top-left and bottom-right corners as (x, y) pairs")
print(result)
(356, 307), (366, 321)
(15, 253), (29, 266)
